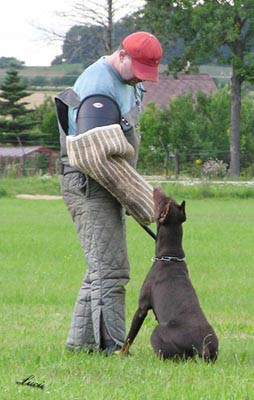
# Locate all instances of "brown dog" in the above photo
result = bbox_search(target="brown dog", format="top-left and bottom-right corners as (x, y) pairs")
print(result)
(119, 187), (219, 360)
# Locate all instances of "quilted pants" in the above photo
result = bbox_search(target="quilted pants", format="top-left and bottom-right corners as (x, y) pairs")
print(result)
(62, 172), (130, 350)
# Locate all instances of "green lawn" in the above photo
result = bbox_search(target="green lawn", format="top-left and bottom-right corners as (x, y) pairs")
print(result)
(0, 196), (254, 399)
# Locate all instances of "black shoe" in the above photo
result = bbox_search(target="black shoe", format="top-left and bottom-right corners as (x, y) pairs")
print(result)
(103, 339), (121, 356)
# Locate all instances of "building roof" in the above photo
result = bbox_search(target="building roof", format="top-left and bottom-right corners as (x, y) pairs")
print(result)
(0, 146), (56, 158)
(142, 73), (218, 108)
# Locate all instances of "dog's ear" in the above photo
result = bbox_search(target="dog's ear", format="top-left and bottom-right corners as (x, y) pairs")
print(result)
(159, 202), (170, 223)
(154, 187), (168, 219)
(179, 200), (186, 222)
(153, 187), (167, 203)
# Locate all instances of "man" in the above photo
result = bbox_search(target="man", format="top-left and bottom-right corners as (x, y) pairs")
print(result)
(57, 31), (163, 354)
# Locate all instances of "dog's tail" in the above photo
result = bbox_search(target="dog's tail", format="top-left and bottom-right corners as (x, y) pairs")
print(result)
(202, 334), (219, 362)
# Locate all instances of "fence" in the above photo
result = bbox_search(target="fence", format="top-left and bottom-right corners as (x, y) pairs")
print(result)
(0, 147), (60, 177)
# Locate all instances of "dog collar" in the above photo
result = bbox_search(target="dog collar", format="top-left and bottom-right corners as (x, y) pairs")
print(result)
(153, 256), (185, 263)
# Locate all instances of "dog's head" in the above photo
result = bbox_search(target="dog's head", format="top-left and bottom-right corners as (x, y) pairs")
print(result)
(153, 187), (186, 225)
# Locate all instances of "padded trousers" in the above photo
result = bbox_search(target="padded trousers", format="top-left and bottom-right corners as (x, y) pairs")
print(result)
(61, 172), (130, 350)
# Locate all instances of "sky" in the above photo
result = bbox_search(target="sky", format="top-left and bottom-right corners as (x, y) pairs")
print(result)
(1, 0), (146, 67)
(0, 0), (74, 66)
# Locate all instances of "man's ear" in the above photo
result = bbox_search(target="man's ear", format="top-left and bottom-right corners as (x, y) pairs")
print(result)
(119, 49), (127, 62)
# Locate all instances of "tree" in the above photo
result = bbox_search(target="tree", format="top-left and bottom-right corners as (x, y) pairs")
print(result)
(140, 95), (205, 176)
(139, 85), (254, 176)
(43, 1), (145, 65)
(60, 0), (144, 52)
(0, 57), (24, 69)
(139, 102), (170, 175)
(238, 92), (254, 172)
(60, 25), (104, 66)
(0, 64), (34, 143)
(57, 14), (174, 66)
(29, 97), (59, 150)
(57, 19), (138, 66)
(139, 88), (232, 176)
(140, 0), (254, 176)
(194, 86), (231, 160)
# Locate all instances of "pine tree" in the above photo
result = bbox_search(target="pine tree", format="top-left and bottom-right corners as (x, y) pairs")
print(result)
(0, 64), (34, 141)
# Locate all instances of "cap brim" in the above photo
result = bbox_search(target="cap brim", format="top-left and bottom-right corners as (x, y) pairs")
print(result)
(131, 58), (159, 82)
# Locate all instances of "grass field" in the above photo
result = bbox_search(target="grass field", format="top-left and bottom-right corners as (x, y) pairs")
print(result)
(1, 176), (254, 199)
(1, 190), (254, 399)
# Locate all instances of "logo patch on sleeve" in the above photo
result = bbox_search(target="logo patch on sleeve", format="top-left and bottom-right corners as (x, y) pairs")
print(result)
(92, 102), (104, 109)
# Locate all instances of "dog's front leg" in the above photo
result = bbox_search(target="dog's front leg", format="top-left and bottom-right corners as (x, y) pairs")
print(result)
(119, 307), (148, 355)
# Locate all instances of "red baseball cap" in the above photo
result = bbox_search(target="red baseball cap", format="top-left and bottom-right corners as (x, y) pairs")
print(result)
(122, 31), (163, 82)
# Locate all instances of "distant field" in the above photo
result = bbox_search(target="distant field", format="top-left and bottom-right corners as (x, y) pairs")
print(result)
(0, 63), (233, 109)
(0, 63), (83, 80)
(0, 63), (232, 81)
(199, 64), (232, 80)
(24, 91), (58, 109)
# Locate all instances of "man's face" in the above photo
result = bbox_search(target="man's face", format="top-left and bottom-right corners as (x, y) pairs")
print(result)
(119, 51), (142, 86)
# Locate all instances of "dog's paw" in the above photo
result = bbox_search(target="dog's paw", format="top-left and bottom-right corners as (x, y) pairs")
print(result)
(114, 349), (123, 356)
(114, 344), (130, 357)
(114, 349), (128, 356)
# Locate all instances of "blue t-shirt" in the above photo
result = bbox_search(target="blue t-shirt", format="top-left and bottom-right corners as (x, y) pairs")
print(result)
(68, 56), (143, 134)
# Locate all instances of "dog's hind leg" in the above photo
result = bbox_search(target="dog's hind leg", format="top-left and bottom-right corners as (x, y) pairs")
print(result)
(119, 307), (148, 355)
(151, 325), (181, 360)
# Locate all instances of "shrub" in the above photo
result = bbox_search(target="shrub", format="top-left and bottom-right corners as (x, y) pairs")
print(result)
(0, 187), (7, 197)
(201, 158), (228, 179)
